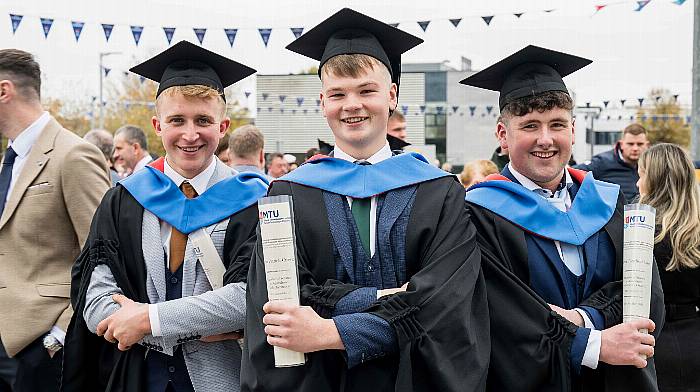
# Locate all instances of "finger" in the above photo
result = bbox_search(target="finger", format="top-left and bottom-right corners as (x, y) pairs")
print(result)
(112, 294), (127, 305)
(639, 333), (656, 347)
(263, 301), (294, 314)
(640, 345), (654, 358)
(117, 341), (130, 351)
(262, 313), (287, 326)
(634, 357), (648, 369)
(266, 335), (287, 348)
(630, 318), (655, 332)
(104, 327), (117, 344)
(264, 325), (286, 337)
(96, 319), (108, 336)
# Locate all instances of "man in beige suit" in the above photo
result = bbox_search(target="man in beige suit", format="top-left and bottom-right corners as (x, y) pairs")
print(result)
(0, 49), (110, 391)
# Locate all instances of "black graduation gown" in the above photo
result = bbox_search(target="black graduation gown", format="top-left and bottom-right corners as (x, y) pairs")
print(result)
(61, 184), (259, 392)
(467, 192), (665, 392)
(239, 176), (490, 392)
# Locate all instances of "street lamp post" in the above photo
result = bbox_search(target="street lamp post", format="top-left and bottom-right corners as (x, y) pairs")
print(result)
(98, 51), (121, 129)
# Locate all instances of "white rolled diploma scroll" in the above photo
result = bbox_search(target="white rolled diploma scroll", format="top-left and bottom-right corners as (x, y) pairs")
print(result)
(258, 195), (306, 367)
(622, 203), (656, 335)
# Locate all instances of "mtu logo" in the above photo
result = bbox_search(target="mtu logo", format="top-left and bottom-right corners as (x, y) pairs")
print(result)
(259, 210), (280, 219)
(625, 215), (646, 224)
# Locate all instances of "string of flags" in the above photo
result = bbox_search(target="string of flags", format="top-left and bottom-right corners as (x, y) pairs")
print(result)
(6, 0), (686, 46)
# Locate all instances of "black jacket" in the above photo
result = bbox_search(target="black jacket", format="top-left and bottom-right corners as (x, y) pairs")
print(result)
(574, 143), (639, 203)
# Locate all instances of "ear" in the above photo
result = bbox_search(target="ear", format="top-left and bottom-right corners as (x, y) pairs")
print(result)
(571, 117), (576, 146)
(388, 83), (398, 112)
(319, 92), (327, 118)
(0, 80), (15, 104)
(152, 115), (162, 137)
(496, 120), (508, 150)
(219, 116), (231, 136)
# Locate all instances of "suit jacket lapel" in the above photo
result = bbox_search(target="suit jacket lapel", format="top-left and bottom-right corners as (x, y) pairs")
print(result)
(529, 235), (572, 305)
(0, 120), (58, 229)
(142, 209), (166, 303)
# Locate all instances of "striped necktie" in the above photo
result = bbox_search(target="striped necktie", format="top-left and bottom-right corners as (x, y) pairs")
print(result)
(169, 181), (198, 272)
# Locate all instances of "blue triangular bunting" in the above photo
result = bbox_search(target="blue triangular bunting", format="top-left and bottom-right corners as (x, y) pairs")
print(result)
(436, 106), (444, 114)
(292, 109), (296, 114)
(262, 93), (269, 101)
(40, 18), (54, 38)
(620, 99), (626, 106)
(452, 106), (459, 113)
(10, 14), (23, 34)
(673, 94), (679, 101)
(401, 105), (409, 115)
(544, 9), (555, 13)
(637, 98), (644, 106)
(303, 109), (308, 114)
(290, 27), (304, 39)
(139, 76), (146, 84)
(486, 105), (494, 114)
(449, 18), (462, 27)
(224, 28), (238, 47)
(279, 95), (286, 103)
(514, 13), (524, 18)
(163, 27), (176, 44)
(315, 108), (320, 113)
(71, 21), (84, 42)
(603, 100), (609, 108)
(102, 24), (114, 42)
(296, 97), (304, 106)
(655, 96), (662, 102)
(268, 107), (273, 112)
(315, 99), (321, 106)
(131, 25), (144, 45)
(104, 67), (111, 77)
(417, 21), (430, 32)
(193, 28), (207, 44)
(635, 0), (651, 11)
(258, 28), (272, 47)
(419, 105), (426, 113)
(469, 106), (476, 116)
(481, 16), (494, 26)
(244, 91), (251, 99)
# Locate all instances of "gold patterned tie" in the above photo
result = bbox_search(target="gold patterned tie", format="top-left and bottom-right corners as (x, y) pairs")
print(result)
(169, 181), (198, 272)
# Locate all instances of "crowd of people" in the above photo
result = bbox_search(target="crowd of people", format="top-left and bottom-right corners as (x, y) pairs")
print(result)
(0, 7), (698, 392)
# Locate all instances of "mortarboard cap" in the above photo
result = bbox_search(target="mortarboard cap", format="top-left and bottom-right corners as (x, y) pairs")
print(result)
(286, 8), (423, 94)
(317, 139), (334, 155)
(459, 45), (592, 110)
(129, 40), (256, 102)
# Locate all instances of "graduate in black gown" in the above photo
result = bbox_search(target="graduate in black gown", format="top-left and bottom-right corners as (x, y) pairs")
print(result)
(238, 8), (489, 392)
(461, 45), (665, 391)
(62, 42), (268, 392)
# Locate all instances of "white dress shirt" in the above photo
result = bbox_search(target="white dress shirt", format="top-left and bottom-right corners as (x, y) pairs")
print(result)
(148, 157), (217, 336)
(333, 142), (393, 257)
(133, 154), (153, 174)
(4, 111), (50, 206)
(508, 163), (601, 369)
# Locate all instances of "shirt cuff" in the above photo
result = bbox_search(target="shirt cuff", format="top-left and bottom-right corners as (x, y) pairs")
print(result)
(49, 325), (66, 346)
(582, 329), (602, 369)
(574, 308), (594, 329)
(578, 306), (605, 330)
(149, 304), (162, 337)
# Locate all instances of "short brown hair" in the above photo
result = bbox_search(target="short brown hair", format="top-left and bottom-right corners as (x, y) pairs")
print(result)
(321, 54), (389, 81)
(229, 125), (265, 159)
(389, 110), (405, 122)
(216, 133), (230, 156)
(623, 123), (647, 136)
(0, 49), (41, 100)
(501, 91), (573, 122)
(155, 84), (226, 118)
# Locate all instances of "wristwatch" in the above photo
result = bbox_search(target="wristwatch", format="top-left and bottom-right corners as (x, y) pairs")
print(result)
(43, 334), (63, 353)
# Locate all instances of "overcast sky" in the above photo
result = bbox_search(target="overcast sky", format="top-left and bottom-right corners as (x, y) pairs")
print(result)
(1, 0), (694, 110)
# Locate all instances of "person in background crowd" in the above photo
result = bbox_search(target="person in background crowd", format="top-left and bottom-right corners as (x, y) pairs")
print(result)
(0, 48), (109, 392)
(63, 41), (268, 392)
(575, 123), (649, 203)
(460, 159), (498, 189)
(638, 143), (700, 392)
(305, 147), (319, 161)
(441, 161), (453, 173)
(228, 124), (270, 180)
(84, 128), (120, 185)
(462, 45), (663, 391)
(387, 110), (406, 141)
(490, 115), (510, 171)
(112, 124), (152, 177)
(265, 151), (289, 178)
(215, 132), (230, 165)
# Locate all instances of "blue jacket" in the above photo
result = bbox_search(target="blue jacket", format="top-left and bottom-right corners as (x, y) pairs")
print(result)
(575, 142), (639, 203)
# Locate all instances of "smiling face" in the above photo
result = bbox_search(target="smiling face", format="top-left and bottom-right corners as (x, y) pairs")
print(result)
(498, 107), (574, 191)
(152, 90), (229, 178)
(320, 57), (397, 159)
